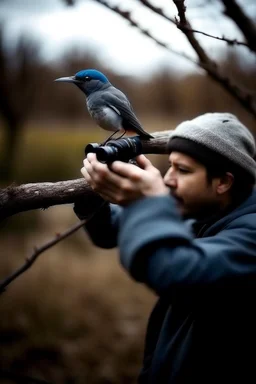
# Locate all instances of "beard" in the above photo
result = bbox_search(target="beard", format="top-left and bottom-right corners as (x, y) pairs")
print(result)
(171, 192), (221, 221)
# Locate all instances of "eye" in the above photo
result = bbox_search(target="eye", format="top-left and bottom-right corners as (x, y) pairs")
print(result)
(85, 76), (91, 81)
(178, 167), (189, 174)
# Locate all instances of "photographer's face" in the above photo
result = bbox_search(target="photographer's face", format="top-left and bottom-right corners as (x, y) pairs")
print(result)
(164, 152), (221, 219)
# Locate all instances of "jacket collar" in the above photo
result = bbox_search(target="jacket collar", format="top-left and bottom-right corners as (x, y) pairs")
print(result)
(192, 188), (256, 238)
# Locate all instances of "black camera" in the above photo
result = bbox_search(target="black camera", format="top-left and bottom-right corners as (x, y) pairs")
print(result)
(84, 136), (143, 164)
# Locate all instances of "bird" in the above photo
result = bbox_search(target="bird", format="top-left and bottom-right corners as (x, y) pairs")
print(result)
(54, 69), (153, 144)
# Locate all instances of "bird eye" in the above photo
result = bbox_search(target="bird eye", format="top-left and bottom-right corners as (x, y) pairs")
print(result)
(85, 76), (91, 81)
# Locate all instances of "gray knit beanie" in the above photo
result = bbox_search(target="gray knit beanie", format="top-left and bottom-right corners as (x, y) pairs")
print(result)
(168, 112), (256, 181)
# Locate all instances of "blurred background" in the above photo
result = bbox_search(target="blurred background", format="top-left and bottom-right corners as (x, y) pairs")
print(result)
(0, 0), (255, 383)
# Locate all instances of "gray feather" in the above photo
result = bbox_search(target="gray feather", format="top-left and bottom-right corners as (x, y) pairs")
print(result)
(87, 85), (153, 138)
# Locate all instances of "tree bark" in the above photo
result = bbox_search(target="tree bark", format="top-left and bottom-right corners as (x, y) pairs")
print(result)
(221, 0), (256, 53)
(0, 131), (171, 220)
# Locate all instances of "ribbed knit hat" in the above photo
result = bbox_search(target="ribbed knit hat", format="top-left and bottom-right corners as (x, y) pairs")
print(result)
(168, 113), (256, 182)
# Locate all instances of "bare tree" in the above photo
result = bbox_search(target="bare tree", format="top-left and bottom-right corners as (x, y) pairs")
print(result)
(84, 0), (256, 118)
(0, 25), (41, 180)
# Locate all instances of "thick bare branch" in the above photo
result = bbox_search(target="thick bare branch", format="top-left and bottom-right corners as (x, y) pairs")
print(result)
(172, 0), (256, 118)
(0, 178), (92, 221)
(221, 0), (256, 53)
(173, 0), (214, 63)
(139, 0), (250, 48)
(139, 0), (250, 49)
(91, 0), (256, 117)
(0, 132), (171, 220)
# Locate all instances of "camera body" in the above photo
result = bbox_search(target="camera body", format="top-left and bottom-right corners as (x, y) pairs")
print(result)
(85, 136), (143, 164)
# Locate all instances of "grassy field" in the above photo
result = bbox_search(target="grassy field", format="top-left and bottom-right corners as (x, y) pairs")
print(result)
(0, 117), (174, 185)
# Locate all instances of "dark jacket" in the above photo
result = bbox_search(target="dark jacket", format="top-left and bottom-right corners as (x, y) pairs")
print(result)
(83, 190), (256, 383)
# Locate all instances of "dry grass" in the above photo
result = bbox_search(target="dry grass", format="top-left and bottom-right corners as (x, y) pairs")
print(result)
(0, 206), (156, 384)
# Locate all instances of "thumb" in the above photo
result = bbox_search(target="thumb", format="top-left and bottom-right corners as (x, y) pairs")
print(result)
(135, 155), (154, 170)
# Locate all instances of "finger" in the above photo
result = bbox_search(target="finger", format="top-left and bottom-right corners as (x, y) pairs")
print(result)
(110, 161), (142, 179)
(82, 160), (97, 184)
(84, 157), (109, 180)
(135, 155), (154, 170)
(86, 153), (97, 162)
(90, 159), (127, 187)
(83, 158), (93, 172)
(83, 154), (97, 170)
(81, 166), (92, 183)
(82, 164), (120, 197)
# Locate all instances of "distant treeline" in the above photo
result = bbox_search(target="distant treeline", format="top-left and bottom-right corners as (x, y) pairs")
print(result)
(1, 31), (255, 130)
(0, 29), (256, 180)
(34, 50), (256, 131)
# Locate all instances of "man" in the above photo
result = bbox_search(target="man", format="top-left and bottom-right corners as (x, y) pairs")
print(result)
(74, 112), (256, 383)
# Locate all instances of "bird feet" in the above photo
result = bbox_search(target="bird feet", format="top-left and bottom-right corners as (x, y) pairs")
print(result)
(100, 130), (125, 146)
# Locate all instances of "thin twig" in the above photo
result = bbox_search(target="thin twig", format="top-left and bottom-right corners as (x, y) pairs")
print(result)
(172, 0), (256, 117)
(221, 0), (256, 53)
(93, 0), (256, 117)
(0, 218), (86, 293)
(65, 0), (249, 48)
(139, 0), (176, 25)
(93, 0), (196, 64)
(178, 26), (250, 48)
(139, 0), (250, 48)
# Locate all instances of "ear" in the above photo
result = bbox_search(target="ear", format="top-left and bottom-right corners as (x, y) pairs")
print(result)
(216, 172), (234, 195)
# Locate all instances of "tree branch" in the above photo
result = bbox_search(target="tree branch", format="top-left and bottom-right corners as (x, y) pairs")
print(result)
(179, 26), (251, 49)
(91, 0), (256, 118)
(0, 199), (108, 293)
(0, 132), (170, 291)
(139, 0), (176, 25)
(92, 0), (196, 65)
(221, 0), (256, 53)
(172, 0), (256, 118)
(0, 219), (84, 293)
(0, 178), (92, 221)
(0, 132), (171, 220)
(139, 0), (250, 49)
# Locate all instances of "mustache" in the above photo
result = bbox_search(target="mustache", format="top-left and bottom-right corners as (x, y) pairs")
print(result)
(170, 190), (183, 203)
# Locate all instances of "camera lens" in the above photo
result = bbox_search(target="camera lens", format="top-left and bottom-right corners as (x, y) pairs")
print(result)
(96, 146), (119, 163)
(84, 143), (101, 156)
(85, 136), (143, 164)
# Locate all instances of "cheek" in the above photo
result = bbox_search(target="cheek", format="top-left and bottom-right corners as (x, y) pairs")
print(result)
(177, 177), (206, 200)
(177, 177), (195, 194)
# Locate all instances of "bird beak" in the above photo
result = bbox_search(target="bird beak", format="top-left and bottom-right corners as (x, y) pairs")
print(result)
(54, 76), (81, 83)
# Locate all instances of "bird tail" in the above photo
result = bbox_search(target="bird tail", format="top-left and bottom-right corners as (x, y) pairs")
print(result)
(140, 131), (154, 139)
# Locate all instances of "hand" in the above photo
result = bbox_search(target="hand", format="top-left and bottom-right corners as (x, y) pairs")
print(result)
(81, 153), (170, 206)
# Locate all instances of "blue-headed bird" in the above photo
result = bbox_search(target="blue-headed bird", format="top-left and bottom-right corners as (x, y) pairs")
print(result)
(55, 69), (153, 143)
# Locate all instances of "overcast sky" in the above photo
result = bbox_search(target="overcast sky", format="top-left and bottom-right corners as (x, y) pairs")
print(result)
(0, 0), (255, 77)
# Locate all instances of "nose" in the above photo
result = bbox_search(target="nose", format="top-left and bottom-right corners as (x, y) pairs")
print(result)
(163, 168), (177, 188)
